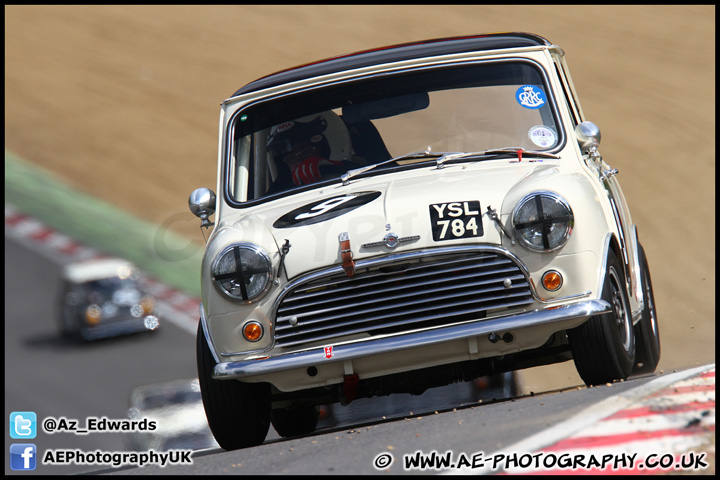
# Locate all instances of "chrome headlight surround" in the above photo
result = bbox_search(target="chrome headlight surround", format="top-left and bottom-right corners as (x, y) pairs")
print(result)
(512, 191), (574, 252)
(211, 243), (273, 303)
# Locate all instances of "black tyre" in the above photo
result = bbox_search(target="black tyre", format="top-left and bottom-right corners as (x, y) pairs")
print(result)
(632, 243), (660, 374)
(196, 322), (271, 450)
(568, 249), (635, 385)
(57, 304), (79, 339)
(271, 404), (319, 438)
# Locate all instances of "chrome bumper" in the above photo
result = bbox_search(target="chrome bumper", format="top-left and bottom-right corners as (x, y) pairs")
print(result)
(213, 299), (609, 380)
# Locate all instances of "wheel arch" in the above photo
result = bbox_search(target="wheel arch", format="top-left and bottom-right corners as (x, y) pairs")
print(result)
(601, 232), (623, 285)
(199, 303), (222, 365)
(601, 231), (640, 325)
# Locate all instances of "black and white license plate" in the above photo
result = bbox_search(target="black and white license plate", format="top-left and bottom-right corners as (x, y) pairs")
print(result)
(429, 201), (483, 241)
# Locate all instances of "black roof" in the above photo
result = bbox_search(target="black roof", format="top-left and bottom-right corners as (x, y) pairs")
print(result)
(231, 32), (551, 97)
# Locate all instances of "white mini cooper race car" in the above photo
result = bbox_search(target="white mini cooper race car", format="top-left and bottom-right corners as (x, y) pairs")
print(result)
(189, 32), (660, 450)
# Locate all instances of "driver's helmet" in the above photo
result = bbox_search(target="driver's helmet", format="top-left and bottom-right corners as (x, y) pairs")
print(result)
(267, 111), (352, 185)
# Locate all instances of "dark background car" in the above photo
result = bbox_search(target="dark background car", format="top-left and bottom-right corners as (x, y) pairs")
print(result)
(57, 258), (160, 341)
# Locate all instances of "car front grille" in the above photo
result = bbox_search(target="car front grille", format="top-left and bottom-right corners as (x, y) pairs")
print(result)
(273, 248), (534, 348)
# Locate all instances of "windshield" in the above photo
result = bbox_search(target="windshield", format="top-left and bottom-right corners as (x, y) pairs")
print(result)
(227, 60), (562, 205)
(71, 276), (141, 304)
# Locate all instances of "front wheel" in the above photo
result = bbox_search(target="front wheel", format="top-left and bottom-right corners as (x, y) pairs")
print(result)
(196, 322), (271, 450)
(632, 243), (660, 374)
(568, 249), (635, 385)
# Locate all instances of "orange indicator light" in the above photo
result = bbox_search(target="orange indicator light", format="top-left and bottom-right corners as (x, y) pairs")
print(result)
(85, 304), (102, 325)
(243, 321), (263, 342)
(542, 270), (563, 291)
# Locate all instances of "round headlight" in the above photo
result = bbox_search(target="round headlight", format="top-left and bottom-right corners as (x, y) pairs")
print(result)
(512, 192), (573, 252)
(212, 244), (273, 303)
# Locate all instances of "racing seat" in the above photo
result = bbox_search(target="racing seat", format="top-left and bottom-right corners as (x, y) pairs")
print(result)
(340, 117), (392, 165)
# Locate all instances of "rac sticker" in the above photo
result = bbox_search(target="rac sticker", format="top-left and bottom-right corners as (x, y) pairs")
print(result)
(516, 85), (547, 109)
(429, 201), (484, 241)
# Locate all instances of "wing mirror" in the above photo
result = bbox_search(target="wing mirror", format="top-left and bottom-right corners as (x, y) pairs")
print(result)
(575, 121), (603, 163)
(575, 121), (601, 153)
(189, 188), (216, 229)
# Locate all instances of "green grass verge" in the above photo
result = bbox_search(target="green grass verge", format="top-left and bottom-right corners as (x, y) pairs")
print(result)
(5, 149), (203, 296)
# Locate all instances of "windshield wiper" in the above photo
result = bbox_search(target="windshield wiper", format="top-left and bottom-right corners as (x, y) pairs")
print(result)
(436, 148), (560, 169)
(437, 147), (561, 168)
(341, 150), (443, 185)
(340, 148), (561, 186)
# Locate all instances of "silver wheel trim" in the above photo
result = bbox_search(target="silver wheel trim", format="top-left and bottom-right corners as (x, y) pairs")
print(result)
(609, 266), (632, 352)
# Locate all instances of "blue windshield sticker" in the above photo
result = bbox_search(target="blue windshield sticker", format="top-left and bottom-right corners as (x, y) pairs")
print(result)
(516, 85), (547, 109)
